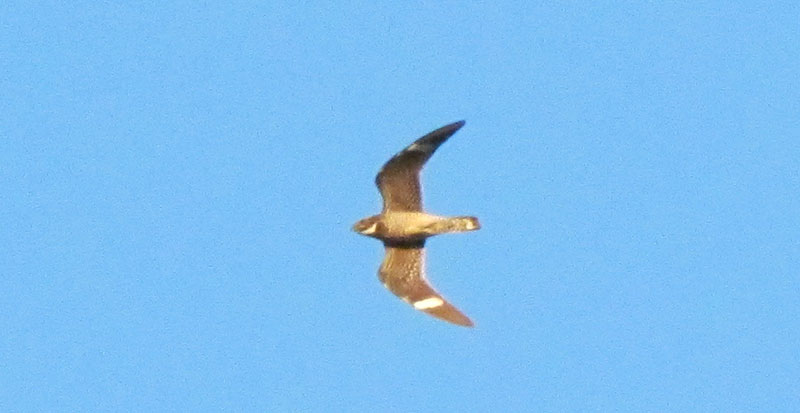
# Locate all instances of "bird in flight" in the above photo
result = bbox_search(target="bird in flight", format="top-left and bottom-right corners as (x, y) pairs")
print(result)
(352, 120), (480, 327)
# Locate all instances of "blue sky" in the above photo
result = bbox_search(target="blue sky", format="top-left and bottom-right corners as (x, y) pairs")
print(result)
(2, 2), (799, 411)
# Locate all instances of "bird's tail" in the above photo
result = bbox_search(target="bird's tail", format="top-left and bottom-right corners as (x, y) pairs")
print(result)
(426, 216), (480, 234)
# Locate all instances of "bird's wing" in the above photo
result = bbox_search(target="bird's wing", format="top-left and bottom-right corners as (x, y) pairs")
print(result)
(378, 241), (473, 327)
(375, 121), (465, 212)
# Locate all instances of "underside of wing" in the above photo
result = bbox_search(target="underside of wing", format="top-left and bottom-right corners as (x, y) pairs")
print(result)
(375, 121), (465, 212)
(378, 242), (473, 327)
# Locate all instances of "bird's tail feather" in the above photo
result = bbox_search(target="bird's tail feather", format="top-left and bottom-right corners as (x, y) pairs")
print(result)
(426, 216), (480, 234)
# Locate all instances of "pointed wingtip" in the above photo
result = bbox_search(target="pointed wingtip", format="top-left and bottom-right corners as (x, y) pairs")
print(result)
(431, 310), (474, 328)
(435, 120), (466, 134)
(419, 300), (474, 327)
(419, 120), (466, 144)
(452, 316), (475, 328)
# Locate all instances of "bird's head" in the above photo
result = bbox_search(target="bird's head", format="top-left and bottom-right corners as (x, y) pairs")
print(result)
(352, 215), (384, 238)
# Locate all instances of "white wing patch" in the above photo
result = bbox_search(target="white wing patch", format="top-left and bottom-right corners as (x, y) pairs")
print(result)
(413, 296), (444, 309)
(407, 142), (433, 152)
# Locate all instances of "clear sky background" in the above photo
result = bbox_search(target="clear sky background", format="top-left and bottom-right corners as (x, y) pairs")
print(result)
(2, 2), (799, 411)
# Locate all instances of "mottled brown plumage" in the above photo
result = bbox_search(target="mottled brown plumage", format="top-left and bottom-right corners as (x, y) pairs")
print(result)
(376, 120), (465, 212)
(379, 243), (473, 326)
(353, 121), (480, 327)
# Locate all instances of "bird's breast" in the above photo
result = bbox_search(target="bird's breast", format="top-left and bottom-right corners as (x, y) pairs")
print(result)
(379, 212), (445, 240)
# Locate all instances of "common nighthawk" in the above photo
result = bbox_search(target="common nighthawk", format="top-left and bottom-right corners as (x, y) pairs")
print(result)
(352, 120), (480, 327)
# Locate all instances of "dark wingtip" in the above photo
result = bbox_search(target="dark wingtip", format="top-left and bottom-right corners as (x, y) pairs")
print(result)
(434, 120), (466, 134)
(422, 302), (474, 327)
(443, 313), (474, 328)
(422, 120), (466, 144)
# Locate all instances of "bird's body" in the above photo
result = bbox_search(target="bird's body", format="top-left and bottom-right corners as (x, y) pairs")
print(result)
(352, 121), (480, 327)
(356, 212), (478, 241)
